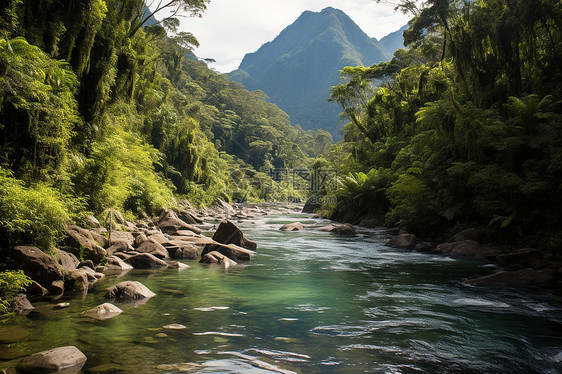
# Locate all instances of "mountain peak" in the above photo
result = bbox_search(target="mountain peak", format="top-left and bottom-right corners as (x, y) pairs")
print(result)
(230, 9), (401, 138)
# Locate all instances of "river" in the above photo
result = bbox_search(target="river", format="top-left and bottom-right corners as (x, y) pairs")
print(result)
(1, 212), (562, 373)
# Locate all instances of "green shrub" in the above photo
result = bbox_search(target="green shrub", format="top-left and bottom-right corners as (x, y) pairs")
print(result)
(0, 168), (83, 252)
(0, 270), (32, 316)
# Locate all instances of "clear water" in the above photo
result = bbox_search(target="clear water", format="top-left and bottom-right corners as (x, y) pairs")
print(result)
(1, 213), (562, 373)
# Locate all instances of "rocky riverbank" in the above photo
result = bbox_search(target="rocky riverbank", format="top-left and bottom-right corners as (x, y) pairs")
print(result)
(2, 199), (302, 372)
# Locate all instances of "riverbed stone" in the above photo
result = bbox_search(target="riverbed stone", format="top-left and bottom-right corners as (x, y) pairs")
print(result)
(435, 240), (488, 260)
(13, 294), (34, 315)
(136, 241), (169, 259)
(11, 246), (64, 290)
(64, 269), (89, 294)
(159, 209), (202, 234)
(202, 242), (255, 262)
(386, 233), (417, 249)
(163, 323), (187, 330)
(82, 303), (122, 320)
(106, 255), (134, 271)
(104, 281), (156, 301)
(466, 268), (556, 288)
(211, 220), (257, 250)
(127, 253), (168, 269)
(167, 261), (190, 270)
(63, 226), (107, 264)
(200, 251), (237, 268)
(280, 222), (304, 231)
(168, 243), (198, 260)
(494, 248), (546, 270)
(56, 249), (79, 271)
(17, 346), (87, 373)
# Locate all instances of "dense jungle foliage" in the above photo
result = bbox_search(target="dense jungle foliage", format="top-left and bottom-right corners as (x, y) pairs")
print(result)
(325, 0), (562, 251)
(0, 0), (329, 256)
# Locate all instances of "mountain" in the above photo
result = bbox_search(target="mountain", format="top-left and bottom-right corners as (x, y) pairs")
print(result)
(230, 7), (396, 138)
(379, 24), (408, 54)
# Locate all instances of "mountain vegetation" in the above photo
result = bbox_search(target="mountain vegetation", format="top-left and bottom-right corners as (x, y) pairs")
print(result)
(322, 0), (562, 252)
(0, 0), (327, 260)
(230, 7), (398, 138)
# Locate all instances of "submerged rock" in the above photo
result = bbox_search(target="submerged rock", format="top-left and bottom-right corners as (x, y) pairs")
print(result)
(319, 223), (356, 235)
(280, 222), (304, 231)
(82, 303), (122, 320)
(466, 268), (556, 288)
(17, 346), (87, 373)
(13, 294), (34, 315)
(105, 281), (156, 301)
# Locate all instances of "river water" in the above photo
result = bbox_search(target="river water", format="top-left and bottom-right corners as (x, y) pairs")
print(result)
(1, 213), (562, 373)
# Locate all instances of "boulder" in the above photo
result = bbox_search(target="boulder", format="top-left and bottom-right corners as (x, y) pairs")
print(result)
(212, 220), (257, 250)
(319, 223), (356, 235)
(110, 231), (135, 247)
(64, 269), (89, 294)
(127, 253), (168, 269)
(89, 231), (109, 248)
(136, 241), (169, 259)
(200, 251), (237, 268)
(106, 240), (132, 255)
(280, 222), (304, 231)
(11, 246), (63, 290)
(450, 228), (481, 243)
(178, 209), (203, 224)
(17, 346), (87, 373)
(202, 242), (255, 262)
(78, 260), (95, 270)
(386, 233), (417, 250)
(494, 248), (546, 270)
(83, 215), (101, 229)
(134, 233), (149, 247)
(82, 303), (122, 320)
(158, 210), (202, 234)
(211, 197), (234, 214)
(63, 227), (107, 264)
(302, 196), (322, 213)
(104, 281), (156, 301)
(358, 216), (383, 228)
(167, 243), (198, 260)
(13, 294), (34, 315)
(167, 261), (190, 270)
(435, 240), (488, 260)
(55, 249), (79, 272)
(147, 232), (168, 245)
(106, 255), (134, 271)
(466, 268), (556, 288)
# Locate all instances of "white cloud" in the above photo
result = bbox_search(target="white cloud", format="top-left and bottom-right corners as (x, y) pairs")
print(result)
(178, 0), (413, 73)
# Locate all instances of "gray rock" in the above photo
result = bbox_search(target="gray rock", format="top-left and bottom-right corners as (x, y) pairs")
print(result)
(200, 251), (237, 268)
(82, 303), (122, 320)
(136, 241), (169, 259)
(11, 246), (63, 291)
(64, 227), (107, 264)
(212, 220), (257, 250)
(106, 255), (134, 271)
(280, 222), (304, 231)
(127, 253), (168, 269)
(64, 269), (89, 294)
(167, 261), (190, 270)
(158, 210), (202, 234)
(104, 281), (156, 301)
(385, 234), (417, 250)
(134, 232), (149, 247)
(202, 242), (255, 262)
(14, 294), (34, 315)
(110, 231), (135, 247)
(436, 240), (488, 260)
(56, 249), (79, 271)
(466, 268), (556, 288)
(17, 346), (87, 373)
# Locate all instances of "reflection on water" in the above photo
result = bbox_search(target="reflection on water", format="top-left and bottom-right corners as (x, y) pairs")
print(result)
(1, 213), (562, 373)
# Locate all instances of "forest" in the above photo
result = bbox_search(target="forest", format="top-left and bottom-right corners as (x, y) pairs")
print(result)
(0, 0), (561, 315)
(323, 0), (562, 252)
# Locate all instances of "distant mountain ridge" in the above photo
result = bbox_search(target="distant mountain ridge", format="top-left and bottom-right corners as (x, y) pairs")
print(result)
(230, 7), (406, 138)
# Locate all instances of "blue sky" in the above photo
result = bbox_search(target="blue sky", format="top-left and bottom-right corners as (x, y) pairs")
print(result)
(177, 0), (413, 73)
